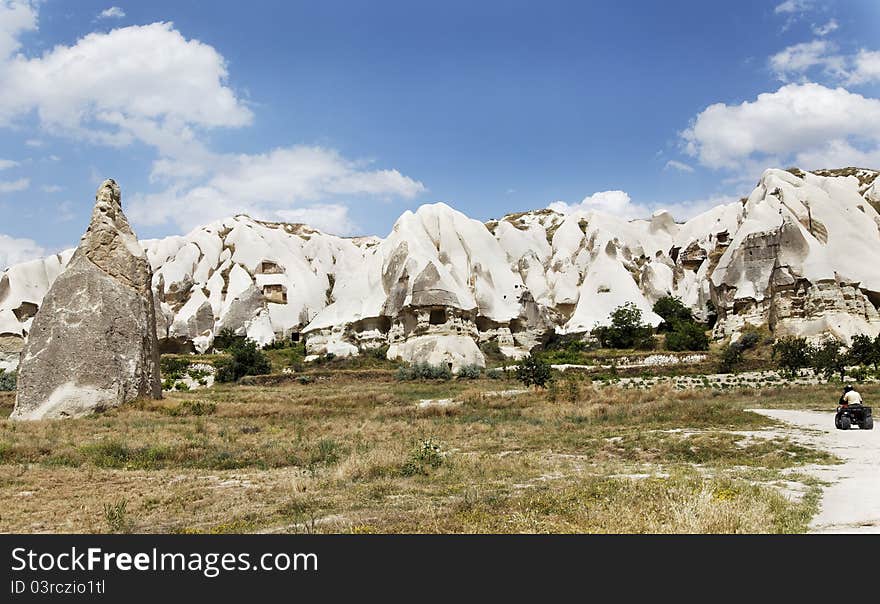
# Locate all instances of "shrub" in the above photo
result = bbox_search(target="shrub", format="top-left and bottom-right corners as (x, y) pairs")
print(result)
(160, 356), (191, 379)
(0, 369), (16, 392)
(214, 339), (271, 383)
(653, 296), (694, 331)
(665, 321), (709, 351)
(592, 302), (655, 349)
(457, 364), (483, 379)
(213, 328), (245, 351)
(486, 368), (504, 380)
(516, 354), (552, 389)
(401, 438), (445, 476)
(772, 337), (812, 377)
(718, 343), (744, 373)
(396, 363), (453, 381)
(737, 331), (761, 351)
(103, 499), (131, 533)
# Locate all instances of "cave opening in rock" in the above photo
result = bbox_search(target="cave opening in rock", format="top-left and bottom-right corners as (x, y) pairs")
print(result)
(429, 309), (447, 325)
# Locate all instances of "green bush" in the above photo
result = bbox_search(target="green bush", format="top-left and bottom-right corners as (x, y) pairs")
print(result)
(395, 363), (453, 381)
(653, 296), (693, 331)
(592, 302), (654, 349)
(665, 321), (709, 351)
(215, 339), (271, 383)
(0, 369), (16, 391)
(401, 438), (445, 476)
(160, 356), (191, 380)
(457, 364), (483, 379)
(213, 328), (246, 351)
(486, 368), (505, 380)
(718, 343), (744, 373)
(515, 354), (552, 389)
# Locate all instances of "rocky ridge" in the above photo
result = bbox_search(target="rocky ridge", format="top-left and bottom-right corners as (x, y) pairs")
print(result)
(1, 167), (878, 372)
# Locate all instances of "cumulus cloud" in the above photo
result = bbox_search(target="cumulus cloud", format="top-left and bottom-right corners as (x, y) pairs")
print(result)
(0, 20), (253, 156)
(664, 160), (694, 173)
(548, 190), (641, 219)
(128, 146), (425, 235)
(0, 158), (18, 170)
(681, 83), (880, 170)
(0, 1), (427, 238)
(97, 7), (125, 20)
(0, 177), (28, 193)
(0, 232), (44, 270)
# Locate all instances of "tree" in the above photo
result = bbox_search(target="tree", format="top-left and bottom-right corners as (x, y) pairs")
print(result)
(215, 339), (271, 382)
(849, 334), (879, 369)
(593, 302), (654, 349)
(652, 296), (693, 332)
(515, 354), (552, 389)
(665, 321), (709, 351)
(772, 336), (812, 377)
(810, 338), (848, 381)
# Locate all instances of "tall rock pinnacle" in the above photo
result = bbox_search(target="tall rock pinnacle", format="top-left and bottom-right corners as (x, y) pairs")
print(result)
(11, 179), (161, 420)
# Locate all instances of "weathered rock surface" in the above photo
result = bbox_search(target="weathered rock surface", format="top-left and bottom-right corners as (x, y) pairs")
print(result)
(10, 180), (161, 420)
(2, 167), (879, 373)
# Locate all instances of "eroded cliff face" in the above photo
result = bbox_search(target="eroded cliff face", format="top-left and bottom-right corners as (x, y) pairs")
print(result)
(1, 167), (878, 373)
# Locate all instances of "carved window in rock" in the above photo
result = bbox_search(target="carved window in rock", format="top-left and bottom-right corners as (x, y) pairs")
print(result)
(262, 283), (288, 304)
(259, 260), (284, 274)
(429, 309), (447, 325)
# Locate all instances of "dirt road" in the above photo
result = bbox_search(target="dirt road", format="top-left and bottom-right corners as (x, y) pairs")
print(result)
(750, 409), (880, 533)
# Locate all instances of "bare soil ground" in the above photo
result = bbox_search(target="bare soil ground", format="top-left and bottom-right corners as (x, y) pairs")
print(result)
(750, 409), (880, 533)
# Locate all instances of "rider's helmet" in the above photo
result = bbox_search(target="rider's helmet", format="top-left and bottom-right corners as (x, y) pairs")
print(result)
(844, 385), (854, 393)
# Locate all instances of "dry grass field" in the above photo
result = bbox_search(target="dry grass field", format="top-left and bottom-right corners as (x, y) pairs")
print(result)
(0, 375), (862, 534)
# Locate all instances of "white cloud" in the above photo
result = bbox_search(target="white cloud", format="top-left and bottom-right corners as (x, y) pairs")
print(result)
(97, 7), (125, 20)
(664, 160), (694, 173)
(0, 232), (43, 270)
(24, 138), (42, 147)
(0, 158), (18, 170)
(128, 146), (426, 235)
(681, 83), (880, 170)
(0, 0), (36, 60)
(0, 21), (253, 156)
(848, 50), (880, 85)
(40, 184), (62, 193)
(548, 190), (641, 219)
(812, 19), (838, 36)
(769, 40), (846, 82)
(0, 177), (28, 192)
(0, 2), (426, 238)
(775, 0), (812, 14)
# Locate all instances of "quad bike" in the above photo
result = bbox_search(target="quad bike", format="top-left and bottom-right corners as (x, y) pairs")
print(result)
(835, 404), (874, 430)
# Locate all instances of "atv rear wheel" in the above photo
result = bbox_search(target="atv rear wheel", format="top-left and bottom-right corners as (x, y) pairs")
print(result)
(840, 415), (851, 430)
(863, 416), (873, 430)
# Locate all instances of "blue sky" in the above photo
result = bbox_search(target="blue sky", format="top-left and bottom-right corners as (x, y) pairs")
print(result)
(1, 0), (879, 268)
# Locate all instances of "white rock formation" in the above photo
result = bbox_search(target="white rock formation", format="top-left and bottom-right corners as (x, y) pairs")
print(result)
(1, 167), (879, 372)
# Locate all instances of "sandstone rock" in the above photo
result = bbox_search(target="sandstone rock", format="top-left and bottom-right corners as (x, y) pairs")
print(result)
(10, 180), (161, 420)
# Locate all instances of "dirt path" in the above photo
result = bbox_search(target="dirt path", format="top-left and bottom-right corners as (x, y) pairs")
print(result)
(749, 409), (880, 533)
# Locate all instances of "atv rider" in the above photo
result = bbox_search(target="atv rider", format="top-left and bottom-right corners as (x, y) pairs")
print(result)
(840, 385), (863, 407)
